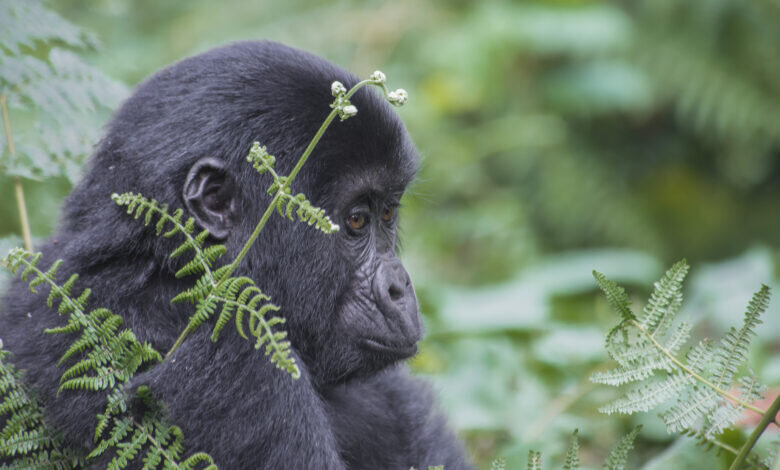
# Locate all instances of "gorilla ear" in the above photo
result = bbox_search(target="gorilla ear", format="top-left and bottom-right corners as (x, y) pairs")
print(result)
(183, 157), (236, 240)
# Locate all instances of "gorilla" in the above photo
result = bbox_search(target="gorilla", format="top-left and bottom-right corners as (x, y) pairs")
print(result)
(0, 41), (473, 469)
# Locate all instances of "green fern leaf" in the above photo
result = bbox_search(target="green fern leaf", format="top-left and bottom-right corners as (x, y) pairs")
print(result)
(638, 260), (688, 335)
(593, 270), (636, 322)
(600, 373), (691, 415)
(603, 426), (640, 470)
(527, 450), (542, 470)
(0, 347), (83, 468)
(563, 429), (580, 470)
(592, 263), (771, 464)
(490, 458), (506, 470)
(712, 285), (769, 390)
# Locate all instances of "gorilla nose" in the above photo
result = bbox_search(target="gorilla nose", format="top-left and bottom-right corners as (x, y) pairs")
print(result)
(373, 259), (422, 341)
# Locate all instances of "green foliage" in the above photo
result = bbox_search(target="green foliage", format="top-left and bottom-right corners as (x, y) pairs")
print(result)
(246, 143), (339, 234)
(3, 248), (160, 393)
(526, 450), (542, 470)
(0, 345), (84, 469)
(111, 192), (300, 379)
(562, 430), (579, 470)
(524, 427), (639, 470)
(0, 0), (126, 183)
(1, 248), (216, 469)
(592, 261), (772, 465)
(603, 426), (641, 470)
(630, 1), (780, 188)
(87, 388), (215, 470)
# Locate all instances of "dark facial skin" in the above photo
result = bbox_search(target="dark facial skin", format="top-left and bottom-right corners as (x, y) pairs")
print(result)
(335, 187), (422, 358)
(0, 41), (472, 470)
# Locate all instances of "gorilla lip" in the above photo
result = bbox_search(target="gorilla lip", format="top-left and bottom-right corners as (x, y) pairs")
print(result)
(360, 338), (418, 358)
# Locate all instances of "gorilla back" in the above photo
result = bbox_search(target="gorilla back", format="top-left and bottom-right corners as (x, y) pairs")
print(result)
(0, 41), (472, 469)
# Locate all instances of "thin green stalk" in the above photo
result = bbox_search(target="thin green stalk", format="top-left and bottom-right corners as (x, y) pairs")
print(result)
(164, 79), (375, 359)
(729, 393), (780, 470)
(0, 94), (32, 250)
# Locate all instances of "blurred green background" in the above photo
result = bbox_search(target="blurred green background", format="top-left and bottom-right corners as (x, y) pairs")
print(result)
(2, 0), (780, 468)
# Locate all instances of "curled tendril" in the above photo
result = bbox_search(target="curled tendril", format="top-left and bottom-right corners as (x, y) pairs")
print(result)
(386, 88), (408, 106)
(369, 70), (386, 84)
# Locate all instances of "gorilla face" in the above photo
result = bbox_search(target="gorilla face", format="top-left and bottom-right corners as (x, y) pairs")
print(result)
(161, 42), (423, 385)
(329, 168), (423, 377)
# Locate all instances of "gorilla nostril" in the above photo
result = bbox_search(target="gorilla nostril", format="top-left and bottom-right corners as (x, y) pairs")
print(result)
(388, 283), (404, 301)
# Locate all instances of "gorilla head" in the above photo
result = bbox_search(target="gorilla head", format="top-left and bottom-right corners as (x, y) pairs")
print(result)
(1, 41), (474, 469)
(63, 40), (422, 385)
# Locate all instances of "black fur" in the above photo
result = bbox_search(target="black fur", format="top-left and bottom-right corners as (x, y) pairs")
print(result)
(0, 41), (472, 469)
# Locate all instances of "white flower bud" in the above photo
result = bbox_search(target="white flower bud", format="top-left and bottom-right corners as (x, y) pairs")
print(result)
(387, 88), (408, 106)
(331, 81), (347, 96)
(342, 105), (358, 117)
(369, 71), (386, 84)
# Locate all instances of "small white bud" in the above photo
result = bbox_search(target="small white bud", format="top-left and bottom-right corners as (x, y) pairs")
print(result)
(387, 88), (408, 106)
(342, 105), (358, 117)
(369, 70), (386, 84)
(331, 81), (346, 96)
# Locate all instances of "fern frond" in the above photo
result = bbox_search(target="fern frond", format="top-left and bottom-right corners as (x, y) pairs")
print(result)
(0, 0), (126, 182)
(637, 260), (688, 335)
(526, 450), (542, 470)
(593, 270), (636, 323)
(490, 458), (506, 470)
(635, 29), (780, 149)
(563, 430), (579, 470)
(209, 290), (297, 378)
(0, 0), (94, 54)
(519, 428), (640, 470)
(3, 248), (161, 394)
(2, 248), (216, 468)
(662, 389), (719, 433)
(603, 425), (640, 470)
(275, 189), (340, 234)
(599, 373), (691, 415)
(245, 142), (339, 234)
(685, 429), (770, 469)
(89, 387), (218, 470)
(112, 192), (220, 283)
(592, 262), (771, 464)
(0, 347), (84, 468)
(113, 193), (300, 379)
(712, 285), (769, 390)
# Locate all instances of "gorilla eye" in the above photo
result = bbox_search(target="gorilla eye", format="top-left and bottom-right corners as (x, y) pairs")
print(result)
(381, 207), (395, 223)
(347, 213), (367, 231)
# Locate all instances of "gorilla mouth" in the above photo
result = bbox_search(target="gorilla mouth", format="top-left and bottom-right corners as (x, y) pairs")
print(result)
(360, 338), (418, 358)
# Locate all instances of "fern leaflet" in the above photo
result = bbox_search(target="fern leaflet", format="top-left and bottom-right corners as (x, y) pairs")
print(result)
(563, 429), (579, 470)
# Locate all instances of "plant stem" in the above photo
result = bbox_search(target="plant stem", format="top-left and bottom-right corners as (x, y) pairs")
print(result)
(13, 178), (32, 250)
(164, 79), (375, 359)
(0, 94), (32, 250)
(729, 393), (780, 470)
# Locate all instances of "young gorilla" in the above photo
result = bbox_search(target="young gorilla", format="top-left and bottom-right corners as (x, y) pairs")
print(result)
(0, 42), (472, 469)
